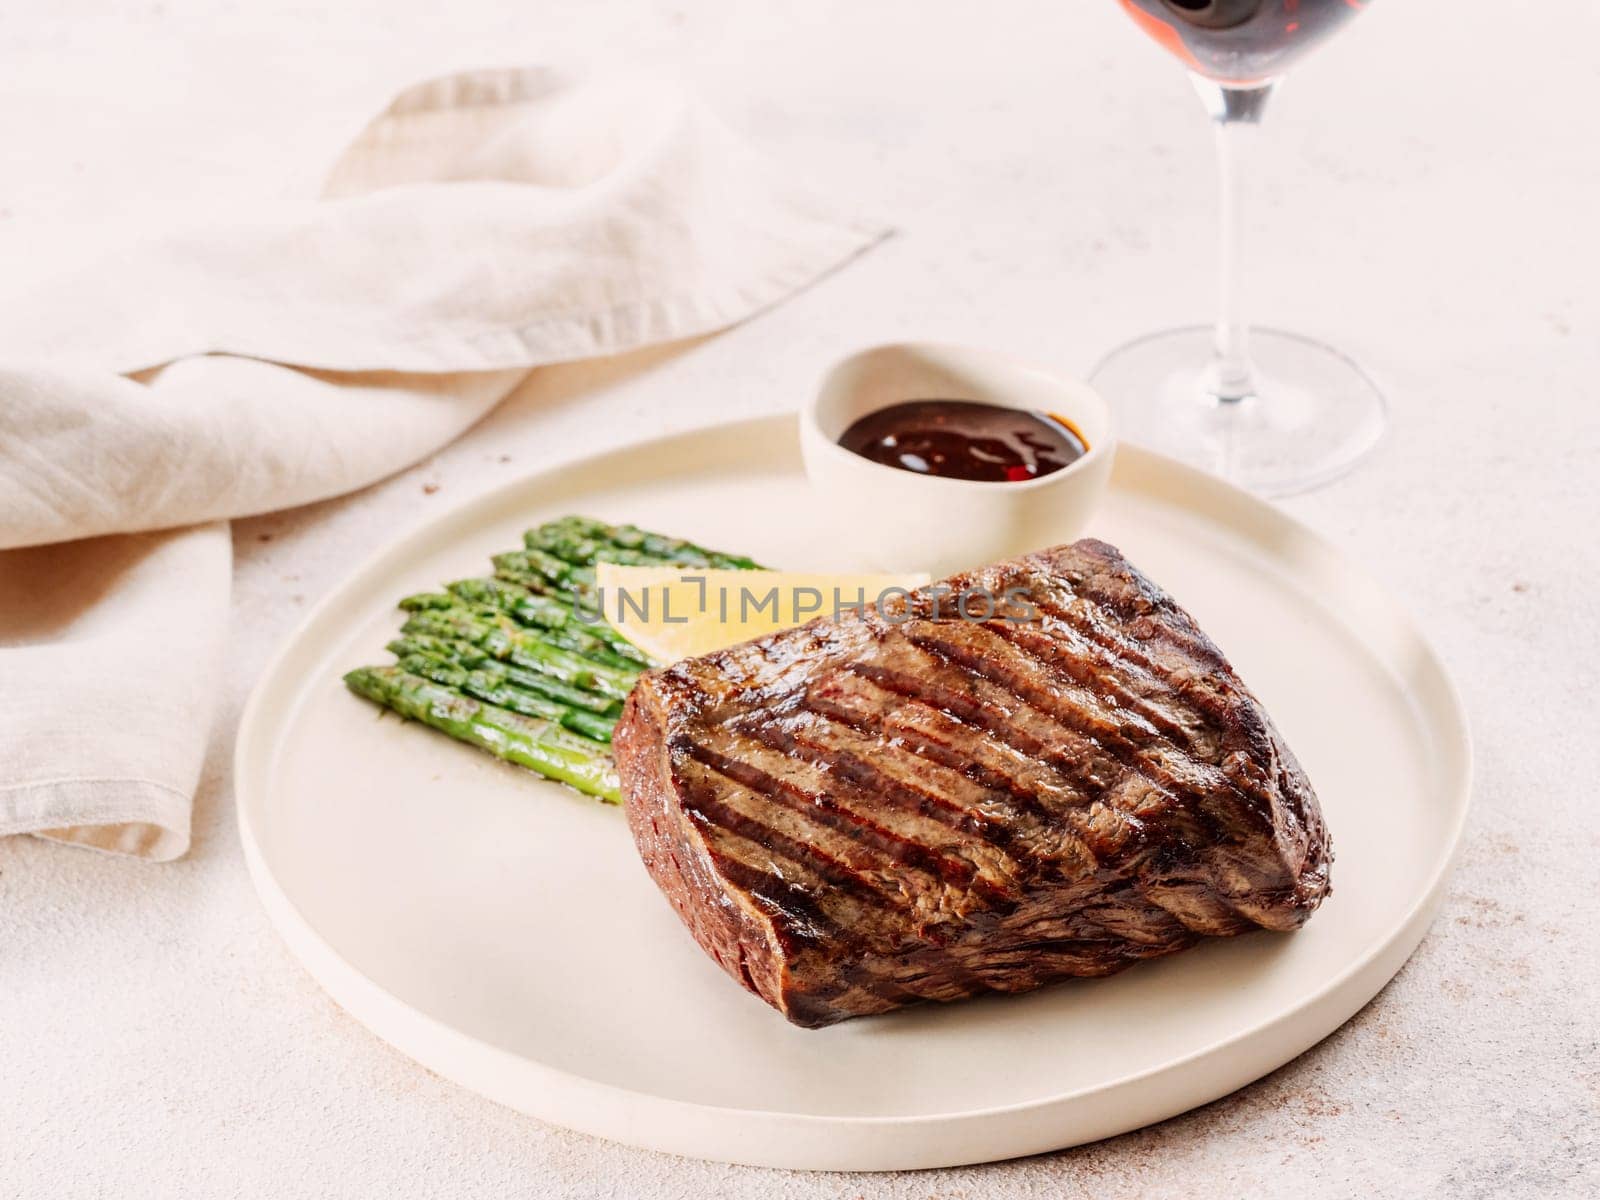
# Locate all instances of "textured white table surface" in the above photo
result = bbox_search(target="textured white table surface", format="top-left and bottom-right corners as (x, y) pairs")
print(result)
(4, 2), (1598, 1197)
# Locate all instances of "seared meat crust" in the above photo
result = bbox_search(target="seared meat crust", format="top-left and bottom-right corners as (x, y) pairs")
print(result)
(615, 540), (1330, 1027)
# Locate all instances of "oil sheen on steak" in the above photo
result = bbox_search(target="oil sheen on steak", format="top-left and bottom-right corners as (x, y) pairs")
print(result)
(614, 540), (1331, 1028)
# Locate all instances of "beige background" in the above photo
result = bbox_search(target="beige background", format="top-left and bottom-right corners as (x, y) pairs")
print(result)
(3, 1), (1597, 1196)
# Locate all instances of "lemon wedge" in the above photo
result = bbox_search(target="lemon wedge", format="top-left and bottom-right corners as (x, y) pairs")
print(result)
(596, 564), (930, 663)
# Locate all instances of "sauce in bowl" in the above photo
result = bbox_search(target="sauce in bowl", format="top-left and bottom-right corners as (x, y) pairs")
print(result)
(837, 399), (1088, 483)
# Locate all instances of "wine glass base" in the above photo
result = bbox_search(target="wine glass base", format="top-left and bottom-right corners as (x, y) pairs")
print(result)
(1088, 326), (1386, 497)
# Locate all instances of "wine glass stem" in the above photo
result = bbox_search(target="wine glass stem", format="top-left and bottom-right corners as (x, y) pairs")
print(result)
(1191, 77), (1273, 404)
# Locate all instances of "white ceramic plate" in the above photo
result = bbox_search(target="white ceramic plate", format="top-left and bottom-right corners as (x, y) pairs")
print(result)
(236, 416), (1471, 1171)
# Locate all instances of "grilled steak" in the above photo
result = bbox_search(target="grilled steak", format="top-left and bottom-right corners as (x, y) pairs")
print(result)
(614, 539), (1330, 1028)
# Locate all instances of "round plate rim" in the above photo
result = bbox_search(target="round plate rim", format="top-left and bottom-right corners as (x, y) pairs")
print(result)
(234, 413), (1472, 1169)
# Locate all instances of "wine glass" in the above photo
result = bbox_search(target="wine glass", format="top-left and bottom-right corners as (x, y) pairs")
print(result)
(1091, 0), (1385, 495)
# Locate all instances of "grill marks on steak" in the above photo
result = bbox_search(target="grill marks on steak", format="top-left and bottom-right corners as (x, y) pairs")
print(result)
(616, 539), (1331, 1027)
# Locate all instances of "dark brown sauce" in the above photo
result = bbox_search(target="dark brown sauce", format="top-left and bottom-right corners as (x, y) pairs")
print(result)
(837, 399), (1088, 483)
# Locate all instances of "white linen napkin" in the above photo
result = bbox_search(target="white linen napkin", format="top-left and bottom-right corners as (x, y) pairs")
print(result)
(0, 66), (886, 860)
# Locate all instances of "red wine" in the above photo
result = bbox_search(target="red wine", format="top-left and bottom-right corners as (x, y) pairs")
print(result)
(1119, 0), (1365, 84)
(837, 400), (1088, 483)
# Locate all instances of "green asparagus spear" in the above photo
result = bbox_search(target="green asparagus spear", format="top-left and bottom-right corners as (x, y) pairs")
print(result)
(444, 577), (650, 666)
(387, 635), (621, 715)
(395, 652), (618, 743)
(492, 549), (598, 607)
(344, 666), (619, 801)
(396, 651), (561, 719)
(397, 591), (457, 612)
(525, 526), (707, 570)
(534, 516), (764, 571)
(399, 606), (639, 701)
(406, 592), (638, 670)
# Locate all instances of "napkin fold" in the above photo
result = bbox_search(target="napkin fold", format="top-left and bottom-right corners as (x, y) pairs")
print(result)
(0, 66), (886, 860)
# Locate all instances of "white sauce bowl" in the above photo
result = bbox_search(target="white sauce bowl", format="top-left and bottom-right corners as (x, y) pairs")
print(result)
(800, 343), (1116, 576)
